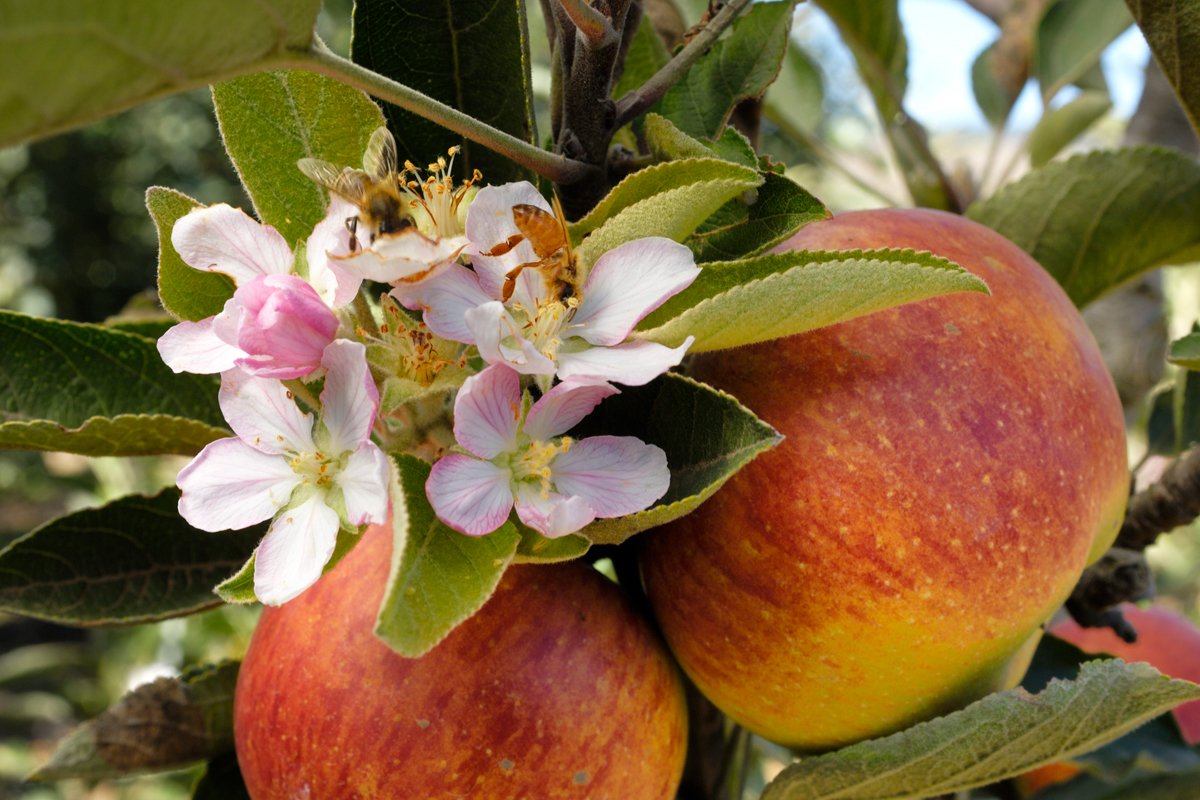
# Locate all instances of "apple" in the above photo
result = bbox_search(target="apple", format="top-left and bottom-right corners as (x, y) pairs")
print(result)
(640, 208), (1128, 751)
(235, 521), (688, 799)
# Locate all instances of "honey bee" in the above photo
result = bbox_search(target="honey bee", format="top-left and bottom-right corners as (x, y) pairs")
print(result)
(482, 195), (578, 303)
(297, 126), (412, 250)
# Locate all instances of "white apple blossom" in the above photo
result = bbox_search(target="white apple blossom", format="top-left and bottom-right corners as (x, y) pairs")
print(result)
(177, 340), (389, 605)
(426, 364), (670, 538)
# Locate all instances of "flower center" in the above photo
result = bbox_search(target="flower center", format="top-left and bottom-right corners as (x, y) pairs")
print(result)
(290, 450), (336, 489)
(400, 147), (480, 239)
(510, 296), (579, 362)
(511, 437), (573, 498)
(374, 296), (460, 386)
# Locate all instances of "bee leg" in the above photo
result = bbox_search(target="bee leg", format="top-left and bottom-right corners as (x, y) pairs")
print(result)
(481, 233), (526, 258)
(345, 216), (361, 252)
(501, 261), (538, 302)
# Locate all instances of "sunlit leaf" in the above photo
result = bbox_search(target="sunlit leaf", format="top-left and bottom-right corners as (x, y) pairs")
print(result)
(147, 188), (233, 323)
(1036, 0), (1133, 102)
(688, 171), (830, 262)
(1028, 90), (1113, 166)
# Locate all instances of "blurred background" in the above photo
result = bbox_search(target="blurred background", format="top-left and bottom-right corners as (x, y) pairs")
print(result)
(1, 0), (1196, 797)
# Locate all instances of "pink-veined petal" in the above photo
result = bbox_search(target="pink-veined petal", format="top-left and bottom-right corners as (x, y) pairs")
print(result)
(392, 262), (490, 343)
(523, 380), (618, 441)
(253, 494), (340, 606)
(171, 204), (291, 284)
(551, 435), (669, 517)
(556, 336), (694, 386)
(177, 438), (300, 531)
(426, 455), (514, 537)
(569, 237), (700, 345)
(465, 301), (556, 376)
(157, 318), (243, 374)
(319, 340), (378, 453)
(307, 198), (361, 307)
(337, 444), (390, 525)
(452, 364), (521, 458)
(465, 182), (548, 299)
(219, 369), (315, 455)
(513, 485), (596, 538)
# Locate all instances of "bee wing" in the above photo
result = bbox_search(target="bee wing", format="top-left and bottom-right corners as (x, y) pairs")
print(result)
(363, 127), (398, 181)
(298, 159), (370, 203)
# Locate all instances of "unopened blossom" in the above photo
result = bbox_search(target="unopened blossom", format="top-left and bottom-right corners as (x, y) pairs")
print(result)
(177, 340), (389, 605)
(426, 364), (670, 538)
(400, 181), (700, 389)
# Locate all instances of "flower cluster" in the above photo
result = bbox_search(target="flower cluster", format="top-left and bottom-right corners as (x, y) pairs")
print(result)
(162, 131), (699, 604)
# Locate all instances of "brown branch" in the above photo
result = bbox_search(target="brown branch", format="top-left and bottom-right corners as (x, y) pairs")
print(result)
(557, 0), (619, 47)
(1117, 446), (1200, 550)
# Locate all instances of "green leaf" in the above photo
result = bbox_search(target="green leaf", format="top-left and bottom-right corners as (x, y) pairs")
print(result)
(612, 13), (671, 101)
(569, 156), (766, 240)
(688, 171), (830, 262)
(351, 0), (536, 185)
(512, 525), (590, 564)
(655, 0), (796, 139)
(1174, 325), (1200, 451)
(375, 455), (520, 657)
(0, 311), (228, 456)
(30, 662), (239, 781)
(967, 147), (1200, 308)
(764, 42), (826, 137)
(573, 168), (762, 270)
(636, 248), (988, 352)
(0, 0), (320, 148)
(213, 555), (257, 605)
(1126, 0), (1200, 138)
(761, 660), (1200, 800)
(0, 491), (263, 625)
(570, 373), (780, 546)
(1168, 331), (1200, 370)
(1036, 0), (1133, 103)
(212, 70), (384, 244)
(1041, 767), (1200, 800)
(1029, 90), (1113, 166)
(147, 188), (234, 323)
(191, 752), (251, 800)
(971, 39), (1027, 128)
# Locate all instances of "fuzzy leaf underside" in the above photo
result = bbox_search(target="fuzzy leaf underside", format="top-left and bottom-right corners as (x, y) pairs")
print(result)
(572, 373), (781, 546)
(0, 0), (320, 148)
(637, 249), (987, 352)
(30, 662), (239, 781)
(0, 490), (264, 625)
(762, 659), (1200, 800)
(374, 455), (520, 657)
(212, 70), (384, 245)
(147, 187), (234, 323)
(967, 147), (1200, 308)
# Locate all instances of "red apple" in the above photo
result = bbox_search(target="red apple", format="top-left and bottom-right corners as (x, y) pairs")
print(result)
(235, 521), (688, 799)
(640, 208), (1128, 751)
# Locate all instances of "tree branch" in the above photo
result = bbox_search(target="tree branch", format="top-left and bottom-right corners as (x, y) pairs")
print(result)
(295, 39), (598, 186)
(557, 0), (619, 47)
(612, 0), (754, 128)
(1117, 445), (1200, 551)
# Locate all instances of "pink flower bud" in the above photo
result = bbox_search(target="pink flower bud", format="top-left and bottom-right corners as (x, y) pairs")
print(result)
(232, 274), (339, 380)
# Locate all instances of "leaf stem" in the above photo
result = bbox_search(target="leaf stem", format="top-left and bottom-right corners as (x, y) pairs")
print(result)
(612, 0), (755, 128)
(292, 39), (598, 186)
(557, 0), (618, 46)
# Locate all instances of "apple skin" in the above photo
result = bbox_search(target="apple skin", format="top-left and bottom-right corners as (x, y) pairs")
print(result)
(640, 208), (1128, 751)
(235, 521), (688, 799)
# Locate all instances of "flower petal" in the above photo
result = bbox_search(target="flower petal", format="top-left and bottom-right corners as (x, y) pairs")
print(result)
(306, 198), (362, 307)
(452, 364), (522, 458)
(570, 237), (700, 345)
(171, 204), (291, 284)
(253, 494), (340, 606)
(337, 444), (391, 525)
(523, 380), (618, 442)
(551, 435), (669, 517)
(513, 485), (596, 538)
(426, 454), (514, 536)
(319, 340), (379, 454)
(556, 337), (694, 386)
(334, 229), (462, 283)
(177, 438), (299, 531)
(466, 301), (556, 376)
(465, 181), (548, 299)
(219, 369), (315, 455)
(392, 262), (491, 344)
(157, 318), (243, 374)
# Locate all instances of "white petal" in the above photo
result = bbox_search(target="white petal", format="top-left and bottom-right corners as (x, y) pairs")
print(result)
(392, 263), (491, 343)
(570, 237), (700, 345)
(307, 198), (361, 307)
(513, 485), (596, 538)
(337, 444), (391, 525)
(426, 455), (514, 536)
(466, 301), (557, 376)
(453, 364), (521, 459)
(551, 436), (669, 517)
(157, 318), (242, 374)
(556, 337), (694, 386)
(465, 182), (548, 299)
(171, 204), (292, 284)
(219, 369), (315, 455)
(319, 340), (378, 453)
(177, 438), (300, 531)
(334, 230), (462, 283)
(523, 380), (618, 441)
(253, 494), (340, 605)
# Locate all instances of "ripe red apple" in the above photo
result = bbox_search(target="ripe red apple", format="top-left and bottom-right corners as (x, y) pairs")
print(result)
(640, 208), (1128, 751)
(235, 521), (688, 799)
